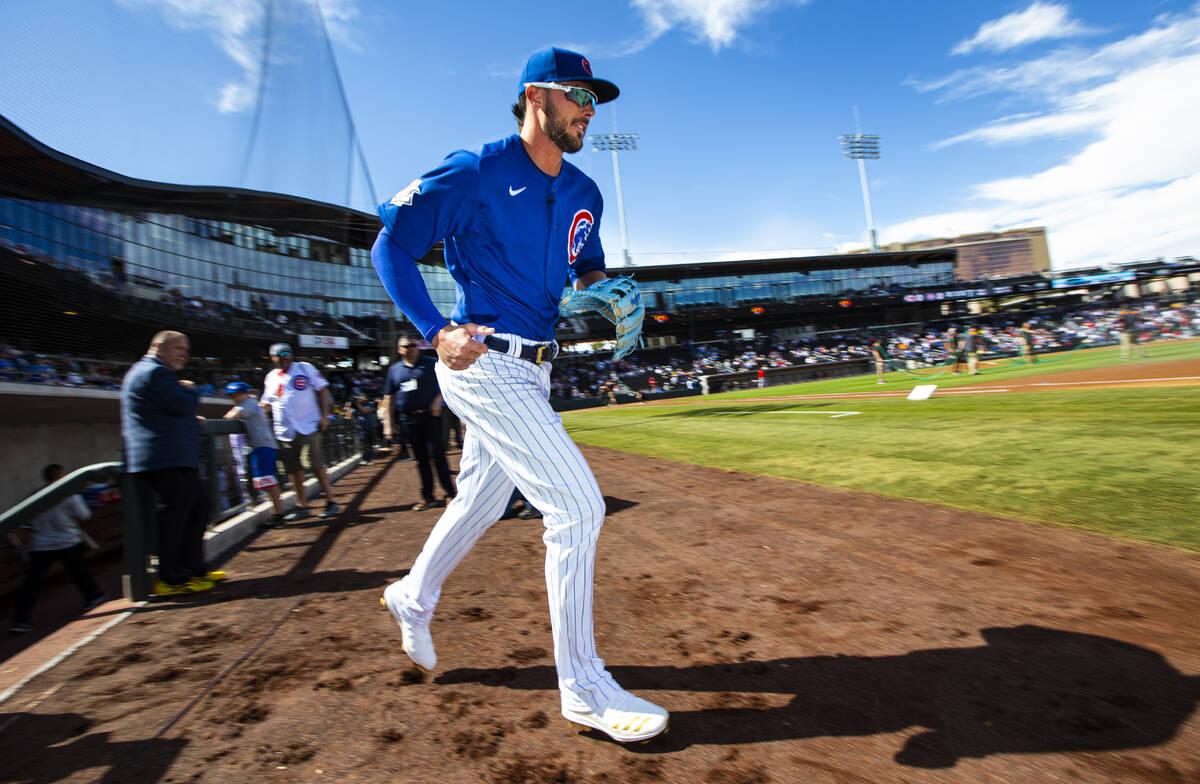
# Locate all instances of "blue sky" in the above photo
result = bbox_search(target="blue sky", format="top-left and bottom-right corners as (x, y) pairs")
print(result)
(3, 1), (1199, 271)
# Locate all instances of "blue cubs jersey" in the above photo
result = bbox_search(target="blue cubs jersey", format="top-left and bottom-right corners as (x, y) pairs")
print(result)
(377, 134), (606, 342)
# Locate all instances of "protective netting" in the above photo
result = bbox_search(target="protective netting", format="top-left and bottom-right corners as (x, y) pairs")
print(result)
(237, 0), (378, 210)
(0, 0), (376, 211)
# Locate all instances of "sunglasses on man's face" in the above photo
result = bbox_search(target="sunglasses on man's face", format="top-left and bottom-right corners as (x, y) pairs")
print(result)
(525, 82), (598, 110)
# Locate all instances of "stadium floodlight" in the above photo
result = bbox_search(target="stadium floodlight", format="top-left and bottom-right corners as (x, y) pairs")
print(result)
(838, 117), (881, 252)
(591, 133), (638, 267)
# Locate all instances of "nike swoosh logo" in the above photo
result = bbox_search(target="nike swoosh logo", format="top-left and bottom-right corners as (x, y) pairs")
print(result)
(509, 186), (526, 196)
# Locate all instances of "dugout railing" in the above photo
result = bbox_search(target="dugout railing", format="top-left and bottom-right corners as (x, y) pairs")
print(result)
(0, 418), (361, 601)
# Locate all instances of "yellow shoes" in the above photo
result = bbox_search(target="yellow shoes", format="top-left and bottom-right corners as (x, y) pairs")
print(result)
(201, 571), (228, 582)
(153, 577), (215, 596)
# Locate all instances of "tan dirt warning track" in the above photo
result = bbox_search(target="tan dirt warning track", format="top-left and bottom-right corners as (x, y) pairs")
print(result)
(2, 358), (1199, 783)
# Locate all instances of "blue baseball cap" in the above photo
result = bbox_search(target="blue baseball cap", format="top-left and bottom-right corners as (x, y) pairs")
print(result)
(519, 47), (619, 104)
(225, 381), (251, 396)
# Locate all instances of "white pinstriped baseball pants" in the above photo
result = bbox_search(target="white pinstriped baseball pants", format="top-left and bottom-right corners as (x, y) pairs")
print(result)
(395, 341), (621, 714)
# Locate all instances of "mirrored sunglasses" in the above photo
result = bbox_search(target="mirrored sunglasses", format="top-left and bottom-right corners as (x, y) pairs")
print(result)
(525, 81), (598, 110)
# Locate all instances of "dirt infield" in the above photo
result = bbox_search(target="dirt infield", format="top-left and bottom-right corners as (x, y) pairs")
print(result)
(970, 354), (1200, 391)
(2, 356), (1199, 783)
(2, 446), (1198, 782)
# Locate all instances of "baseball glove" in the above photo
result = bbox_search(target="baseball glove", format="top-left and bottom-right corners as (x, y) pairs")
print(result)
(559, 275), (644, 360)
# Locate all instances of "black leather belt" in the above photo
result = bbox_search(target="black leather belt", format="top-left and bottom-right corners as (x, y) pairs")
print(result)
(484, 335), (558, 364)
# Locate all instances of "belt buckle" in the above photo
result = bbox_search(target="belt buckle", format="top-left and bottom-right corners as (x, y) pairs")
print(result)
(534, 345), (546, 364)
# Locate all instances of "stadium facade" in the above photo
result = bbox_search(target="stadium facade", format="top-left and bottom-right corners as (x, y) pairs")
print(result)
(877, 227), (1052, 280)
(0, 114), (451, 361)
(2, 111), (973, 354)
(6, 112), (1192, 357)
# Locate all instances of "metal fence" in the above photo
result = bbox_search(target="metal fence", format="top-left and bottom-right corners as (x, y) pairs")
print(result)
(0, 418), (361, 600)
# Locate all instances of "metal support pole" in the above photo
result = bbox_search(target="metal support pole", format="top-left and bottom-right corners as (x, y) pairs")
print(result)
(592, 133), (639, 268)
(204, 432), (221, 527)
(856, 156), (878, 252)
(610, 149), (631, 268)
(120, 472), (153, 601)
(839, 110), (881, 252)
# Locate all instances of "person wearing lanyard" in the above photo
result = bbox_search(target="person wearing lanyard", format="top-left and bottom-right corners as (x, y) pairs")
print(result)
(382, 336), (455, 510)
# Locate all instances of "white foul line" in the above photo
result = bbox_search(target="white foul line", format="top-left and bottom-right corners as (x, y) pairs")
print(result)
(746, 410), (862, 418)
(1031, 376), (1200, 386)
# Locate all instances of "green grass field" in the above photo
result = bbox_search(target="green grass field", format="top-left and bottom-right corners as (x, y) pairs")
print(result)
(563, 340), (1200, 551)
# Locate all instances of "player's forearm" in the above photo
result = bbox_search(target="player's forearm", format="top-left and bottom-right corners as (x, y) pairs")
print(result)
(574, 270), (607, 290)
(371, 229), (449, 343)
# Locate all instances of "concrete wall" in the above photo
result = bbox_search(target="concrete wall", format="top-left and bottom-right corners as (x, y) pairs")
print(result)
(0, 421), (123, 511)
(0, 383), (230, 512)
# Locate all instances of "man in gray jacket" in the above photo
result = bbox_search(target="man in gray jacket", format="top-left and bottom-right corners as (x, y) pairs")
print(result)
(121, 330), (226, 596)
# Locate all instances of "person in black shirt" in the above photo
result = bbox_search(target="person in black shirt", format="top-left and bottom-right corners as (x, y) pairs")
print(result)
(1118, 310), (1147, 360)
(964, 327), (983, 375)
(382, 336), (455, 510)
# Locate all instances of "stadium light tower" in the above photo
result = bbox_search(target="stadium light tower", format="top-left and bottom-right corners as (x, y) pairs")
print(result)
(591, 133), (638, 267)
(838, 110), (881, 252)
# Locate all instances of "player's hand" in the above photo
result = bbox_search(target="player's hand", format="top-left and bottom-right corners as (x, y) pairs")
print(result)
(318, 417), (330, 432)
(434, 324), (494, 370)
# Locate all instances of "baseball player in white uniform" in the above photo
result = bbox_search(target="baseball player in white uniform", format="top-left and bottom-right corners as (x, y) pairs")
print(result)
(370, 47), (668, 742)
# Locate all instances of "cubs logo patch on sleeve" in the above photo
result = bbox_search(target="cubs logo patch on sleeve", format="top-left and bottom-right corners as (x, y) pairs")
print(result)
(390, 179), (423, 207)
(568, 210), (594, 263)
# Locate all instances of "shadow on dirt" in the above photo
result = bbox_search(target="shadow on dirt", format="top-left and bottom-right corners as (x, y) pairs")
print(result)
(132, 463), (407, 614)
(438, 625), (1200, 767)
(0, 711), (187, 783)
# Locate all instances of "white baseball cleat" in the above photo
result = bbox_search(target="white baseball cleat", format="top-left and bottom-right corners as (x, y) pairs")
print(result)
(381, 580), (436, 671)
(562, 691), (669, 743)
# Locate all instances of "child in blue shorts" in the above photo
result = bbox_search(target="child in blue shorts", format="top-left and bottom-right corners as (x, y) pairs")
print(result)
(224, 382), (285, 527)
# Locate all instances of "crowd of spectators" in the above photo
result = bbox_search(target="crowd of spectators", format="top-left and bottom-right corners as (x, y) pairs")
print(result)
(0, 344), (126, 389)
(547, 296), (1200, 398)
(3, 296), (1197, 402)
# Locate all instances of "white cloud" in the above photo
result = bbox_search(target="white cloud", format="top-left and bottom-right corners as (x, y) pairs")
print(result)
(626, 0), (808, 53)
(116, 0), (360, 113)
(895, 6), (1200, 269)
(952, 2), (1097, 56)
(914, 8), (1200, 101)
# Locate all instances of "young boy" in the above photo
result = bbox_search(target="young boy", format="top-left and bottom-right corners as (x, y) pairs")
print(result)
(9, 464), (107, 634)
(223, 382), (285, 528)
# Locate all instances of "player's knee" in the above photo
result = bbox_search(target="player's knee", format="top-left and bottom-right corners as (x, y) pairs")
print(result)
(578, 487), (606, 531)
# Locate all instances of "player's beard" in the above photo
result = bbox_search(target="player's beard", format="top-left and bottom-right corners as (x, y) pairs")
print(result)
(545, 100), (584, 154)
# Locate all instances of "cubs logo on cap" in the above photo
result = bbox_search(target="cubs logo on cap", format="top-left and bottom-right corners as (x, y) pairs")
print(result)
(519, 47), (619, 104)
(269, 342), (292, 356)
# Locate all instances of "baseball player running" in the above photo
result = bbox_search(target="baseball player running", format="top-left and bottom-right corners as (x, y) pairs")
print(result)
(371, 46), (667, 742)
